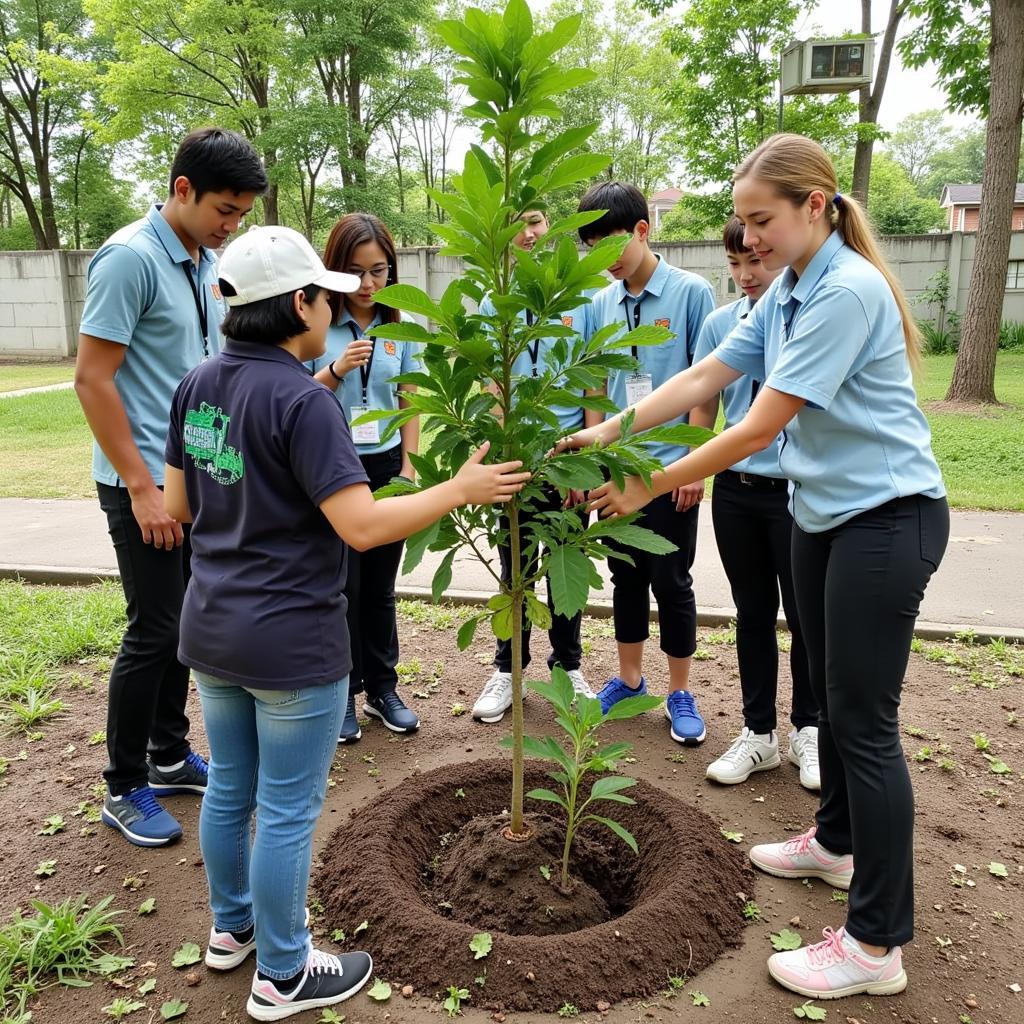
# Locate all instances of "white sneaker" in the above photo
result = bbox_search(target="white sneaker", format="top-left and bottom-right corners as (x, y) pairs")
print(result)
(472, 670), (513, 723)
(749, 826), (854, 889)
(768, 926), (906, 1000)
(788, 726), (821, 791)
(564, 668), (595, 700)
(705, 727), (781, 784)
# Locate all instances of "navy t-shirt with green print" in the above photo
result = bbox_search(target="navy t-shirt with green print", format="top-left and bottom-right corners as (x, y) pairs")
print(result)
(165, 341), (368, 689)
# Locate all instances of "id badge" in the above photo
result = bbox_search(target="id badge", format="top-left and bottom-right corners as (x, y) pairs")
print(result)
(349, 405), (381, 445)
(625, 372), (653, 406)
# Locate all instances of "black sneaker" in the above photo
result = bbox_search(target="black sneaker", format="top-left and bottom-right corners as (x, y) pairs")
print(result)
(337, 692), (361, 745)
(246, 948), (373, 1021)
(364, 689), (420, 733)
(148, 751), (209, 795)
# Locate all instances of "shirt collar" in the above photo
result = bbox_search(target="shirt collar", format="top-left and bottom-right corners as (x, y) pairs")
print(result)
(615, 252), (669, 305)
(147, 203), (217, 267)
(222, 339), (311, 372)
(775, 230), (845, 308)
(337, 308), (382, 333)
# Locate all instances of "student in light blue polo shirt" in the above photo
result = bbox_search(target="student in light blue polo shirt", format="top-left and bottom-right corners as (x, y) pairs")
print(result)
(577, 181), (715, 747)
(74, 128), (267, 848)
(559, 135), (948, 1002)
(694, 217), (817, 791)
(472, 208), (594, 726)
(310, 213), (422, 742)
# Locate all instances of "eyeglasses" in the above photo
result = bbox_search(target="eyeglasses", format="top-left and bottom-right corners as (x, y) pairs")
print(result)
(346, 264), (391, 282)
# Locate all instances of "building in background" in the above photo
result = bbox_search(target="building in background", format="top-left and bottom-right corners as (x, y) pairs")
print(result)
(940, 183), (1024, 232)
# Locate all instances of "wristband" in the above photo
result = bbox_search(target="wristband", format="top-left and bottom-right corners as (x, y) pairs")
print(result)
(328, 359), (344, 382)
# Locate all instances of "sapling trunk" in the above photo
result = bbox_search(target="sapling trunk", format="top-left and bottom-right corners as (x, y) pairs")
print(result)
(560, 769), (582, 889)
(509, 501), (526, 836)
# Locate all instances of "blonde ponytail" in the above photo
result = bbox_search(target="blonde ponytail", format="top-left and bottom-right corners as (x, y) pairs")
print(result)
(734, 134), (921, 371)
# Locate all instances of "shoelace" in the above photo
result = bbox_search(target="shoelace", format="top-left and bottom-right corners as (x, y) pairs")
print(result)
(806, 927), (847, 968)
(184, 752), (208, 777)
(668, 690), (698, 719)
(307, 948), (344, 977)
(481, 673), (511, 699)
(376, 691), (407, 713)
(127, 786), (163, 820)
(719, 732), (760, 765)
(781, 826), (818, 855)
(795, 733), (819, 770)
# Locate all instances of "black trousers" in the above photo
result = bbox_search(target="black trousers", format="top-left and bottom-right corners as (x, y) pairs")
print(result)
(97, 482), (192, 796)
(345, 447), (404, 698)
(494, 488), (584, 673)
(792, 494), (949, 947)
(605, 493), (698, 659)
(711, 470), (816, 733)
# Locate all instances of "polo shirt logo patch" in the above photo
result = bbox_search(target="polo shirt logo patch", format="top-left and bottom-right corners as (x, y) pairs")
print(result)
(562, 316), (574, 327)
(210, 283), (222, 300)
(654, 318), (670, 329)
(183, 402), (244, 485)
(383, 341), (396, 356)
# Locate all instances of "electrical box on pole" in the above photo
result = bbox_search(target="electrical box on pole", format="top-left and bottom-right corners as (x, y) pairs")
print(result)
(781, 37), (874, 95)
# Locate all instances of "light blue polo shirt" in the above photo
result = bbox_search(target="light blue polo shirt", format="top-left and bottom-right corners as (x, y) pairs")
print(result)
(477, 295), (589, 432)
(693, 297), (784, 479)
(590, 256), (715, 465)
(714, 230), (945, 533)
(309, 309), (421, 455)
(80, 204), (225, 487)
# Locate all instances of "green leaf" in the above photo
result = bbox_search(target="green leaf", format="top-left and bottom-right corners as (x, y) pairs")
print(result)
(539, 864), (552, 880)
(770, 928), (803, 951)
(366, 321), (435, 344)
(592, 521), (677, 555)
(469, 932), (493, 959)
(690, 991), (710, 1007)
(353, 919), (369, 936)
(524, 590), (553, 631)
(171, 943), (201, 968)
(585, 814), (638, 853)
(367, 978), (392, 1002)
(544, 153), (613, 192)
(546, 545), (595, 619)
(793, 1000), (827, 1020)
(989, 862), (1009, 878)
(527, 787), (569, 809)
(588, 776), (638, 801)
(159, 1000), (188, 1020)
(720, 829), (744, 843)
(373, 284), (444, 323)
(137, 978), (157, 995)
(432, 549), (457, 604)
(137, 897), (156, 915)
(402, 520), (441, 575)
(602, 693), (663, 721)
(456, 614), (484, 651)
(983, 753), (1012, 774)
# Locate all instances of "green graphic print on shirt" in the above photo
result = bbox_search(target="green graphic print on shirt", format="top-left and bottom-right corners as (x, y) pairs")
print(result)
(183, 402), (244, 485)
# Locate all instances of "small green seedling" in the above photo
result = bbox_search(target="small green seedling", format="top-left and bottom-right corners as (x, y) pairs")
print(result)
(506, 666), (662, 888)
(331, 928), (346, 942)
(972, 733), (991, 751)
(770, 929), (802, 951)
(913, 746), (932, 763)
(450, 703), (467, 717)
(102, 998), (146, 1020)
(720, 829), (743, 843)
(137, 978), (157, 995)
(557, 1003), (580, 1018)
(690, 991), (710, 1006)
(159, 1000), (188, 1020)
(469, 932), (492, 959)
(539, 864), (552, 880)
(742, 900), (762, 921)
(989, 862), (1009, 878)
(830, 889), (848, 903)
(455, 788), (466, 799)
(367, 978), (392, 1001)
(792, 1000), (826, 1020)
(353, 920), (368, 936)
(89, 730), (106, 746)
(319, 1010), (345, 1024)
(38, 814), (66, 836)
(34, 860), (57, 877)
(171, 942), (201, 968)
(442, 985), (470, 1017)
(983, 753), (1012, 775)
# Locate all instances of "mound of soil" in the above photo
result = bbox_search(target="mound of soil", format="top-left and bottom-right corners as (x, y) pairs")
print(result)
(429, 811), (615, 935)
(314, 758), (753, 1012)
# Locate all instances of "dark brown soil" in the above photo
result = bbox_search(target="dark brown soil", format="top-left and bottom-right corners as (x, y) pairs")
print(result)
(314, 761), (752, 1011)
(2, 605), (1022, 1024)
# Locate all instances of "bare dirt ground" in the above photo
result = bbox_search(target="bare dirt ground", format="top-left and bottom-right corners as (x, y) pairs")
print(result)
(1, 604), (1021, 1024)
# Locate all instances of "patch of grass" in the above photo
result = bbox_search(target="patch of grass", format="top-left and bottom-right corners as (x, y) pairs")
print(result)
(396, 600), (476, 631)
(0, 387), (94, 498)
(0, 894), (127, 1019)
(917, 353), (1024, 510)
(0, 361), (75, 394)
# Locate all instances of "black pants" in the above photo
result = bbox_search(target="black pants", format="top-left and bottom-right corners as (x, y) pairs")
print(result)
(97, 482), (193, 796)
(605, 493), (698, 659)
(711, 470), (816, 733)
(345, 447), (404, 698)
(494, 488), (584, 673)
(792, 494), (949, 947)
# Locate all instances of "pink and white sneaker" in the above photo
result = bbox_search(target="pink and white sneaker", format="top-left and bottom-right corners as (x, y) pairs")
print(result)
(749, 826), (853, 889)
(768, 926), (907, 999)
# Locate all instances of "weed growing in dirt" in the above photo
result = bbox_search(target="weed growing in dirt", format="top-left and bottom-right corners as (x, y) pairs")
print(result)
(742, 900), (763, 921)
(0, 894), (126, 1020)
(507, 666), (661, 887)
(102, 997), (146, 1020)
(2, 683), (65, 731)
(442, 984), (470, 1017)
(557, 1003), (580, 1017)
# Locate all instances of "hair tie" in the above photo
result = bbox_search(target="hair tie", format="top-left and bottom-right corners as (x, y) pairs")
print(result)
(833, 192), (843, 206)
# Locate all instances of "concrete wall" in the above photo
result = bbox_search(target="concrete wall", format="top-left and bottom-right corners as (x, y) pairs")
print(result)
(3, 234), (1024, 360)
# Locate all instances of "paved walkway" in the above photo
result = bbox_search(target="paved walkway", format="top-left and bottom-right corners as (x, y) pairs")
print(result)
(1, 497), (1021, 639)
(0, 381), (75, 399)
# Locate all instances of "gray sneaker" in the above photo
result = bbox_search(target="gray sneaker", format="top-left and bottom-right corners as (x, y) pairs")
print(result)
(564, 668), (595, 700)
(472, 670), (513, 723)
(148, 751), (209, 796)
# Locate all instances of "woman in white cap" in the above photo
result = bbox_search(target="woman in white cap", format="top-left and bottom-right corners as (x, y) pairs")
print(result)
(163, 225), (529, 1021)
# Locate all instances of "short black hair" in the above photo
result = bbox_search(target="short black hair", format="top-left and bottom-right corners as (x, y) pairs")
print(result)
(722, 216), (749, 255)
(577, 181), (649, 244)
(219, 283), (323, 347)
(169, 128), (268, 201)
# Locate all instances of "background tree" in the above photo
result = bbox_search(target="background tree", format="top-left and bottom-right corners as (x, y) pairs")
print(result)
(884, 110), (955, 192)
(837, 150), (945, 234)
(902, 0), (1024, 403)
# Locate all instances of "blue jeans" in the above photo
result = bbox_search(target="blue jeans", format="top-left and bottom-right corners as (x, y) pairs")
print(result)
(195, 672), (346, 979)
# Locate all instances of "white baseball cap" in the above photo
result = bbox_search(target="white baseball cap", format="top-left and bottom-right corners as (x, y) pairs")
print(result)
(218, 224), (360, 306)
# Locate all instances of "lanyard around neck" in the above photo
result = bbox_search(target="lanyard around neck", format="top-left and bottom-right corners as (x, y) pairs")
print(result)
(524, 309), (541, 375)
(182, 262), (209, 359)
(348, 321), (376, 405)
(624, 292), (646, 360)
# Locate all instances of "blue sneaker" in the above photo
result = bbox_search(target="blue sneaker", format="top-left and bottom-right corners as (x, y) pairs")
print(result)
(596, 675), (648, 714)
(148, 751), (208, 795)
(102, 785), (183, 847)
(364, 690), (420, 733)
(666, 689), (707, 745)
(338, 692), (361, 744)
